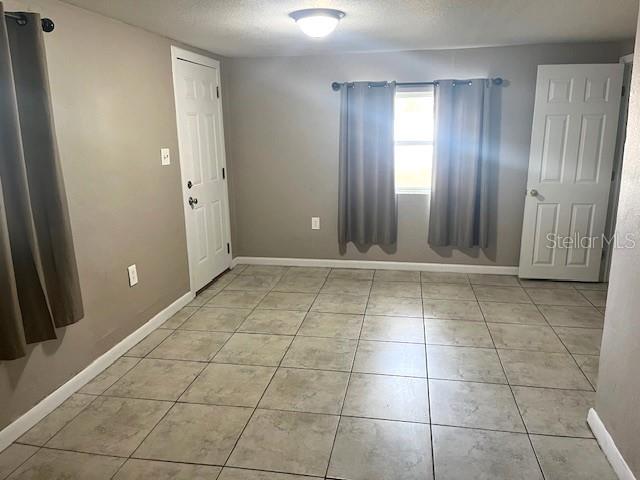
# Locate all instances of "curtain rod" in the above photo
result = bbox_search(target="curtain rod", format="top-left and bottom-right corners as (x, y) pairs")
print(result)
(4, 12), (55, 32)
(331, 77), (503, 91)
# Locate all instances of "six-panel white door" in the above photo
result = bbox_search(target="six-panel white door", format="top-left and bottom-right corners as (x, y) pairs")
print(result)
(519, 64), (624, 281)
(175, 57), (231, 291)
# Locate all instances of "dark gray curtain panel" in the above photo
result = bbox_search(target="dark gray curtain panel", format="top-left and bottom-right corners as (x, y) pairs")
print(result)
(0, 5), (84, 360)
(338, 82), (397, 252)
(428, 79), (492, 248)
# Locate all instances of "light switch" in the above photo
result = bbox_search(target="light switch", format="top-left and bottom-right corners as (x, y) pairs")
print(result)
(161, 148), (171, 166)
(311, 217), (320, 230)
(128, 264), (138, 287)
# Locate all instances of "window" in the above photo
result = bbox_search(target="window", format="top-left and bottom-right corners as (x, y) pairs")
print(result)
(394, 87), (434, 194)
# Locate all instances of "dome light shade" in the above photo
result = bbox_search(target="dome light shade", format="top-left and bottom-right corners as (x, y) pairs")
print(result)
(289, 8), (345, 38)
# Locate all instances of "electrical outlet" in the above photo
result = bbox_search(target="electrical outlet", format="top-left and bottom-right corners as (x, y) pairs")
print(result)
(311, 217), (320, 230)
(127, 264), (138, 287)
(161, 148), (171, 166)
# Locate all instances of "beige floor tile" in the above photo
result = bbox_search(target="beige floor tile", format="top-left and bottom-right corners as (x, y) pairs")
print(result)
(125, 329), (173, 357)
(468, 274), (520, 286)
(425, 319), (494, 348)
(0, 444), (38, 479)
(218, 468), (317, 480)
(573, 354), (599, 388)
(187, 289), (219, 307)
(487, 324), (567, 352)
(161, 307), (198, 329)
(281, 336), (357, 371)
(374, 269), (421, 283)
(179, 307), (251, 332)
(328, 268), (374, 280)
(421, 271), (469, 284)
(148, 330), (231, 362)
(370, 281), (422, 298)
(580, 289), (607, 307)
(342, 373), (429, 423)
(498, 350), (593, 390)
(207, 290), (266, 309)
(422, 299), (483, 321)
(7, 449), (124, 480)
(360, 315), (425, 343)
(180, 363), (275, 407)
(47, 396), (171, 457)
(571, 282), (608, 291)
(427, 345), (506, 384)
(353, 340), (426, 377)
(311, 294), (368, 314)
(259, 367), (349, 414)
(479, 302), (547, 325)
(258, 292), (316, 311)
(473, 285), (532, 304)
(517, 279), (575, 289)
(213, 333), (293, 366)
(512, 386), (595, 437)
(227, 409), (339, 477)
(225, 273), (281, 291)
(272, 275), (326, 294)
(432, 425), (542, 480)
(537, 305), (604, 328)
(113, 459), (221, 480)
(422, 283), (476, 301)
(327, 417), (433, 480)
(241, 265), (289, 276)
(320, 278), (372, 296)
(135, 403), (252, 465)
(554, 327), (603, 355)
(429, 379), (525, 432)
(19, 394), (95, 446)
(366, 295), (422, 317)
(79, 357), (140, 395)
(297, 312), (364, 339)
(530, 436), (617, 480)
(284, 266), (330, 278)
(238, 310), (306, 335)
(104, 358), (204, 401)
(526, 288), (591, 306)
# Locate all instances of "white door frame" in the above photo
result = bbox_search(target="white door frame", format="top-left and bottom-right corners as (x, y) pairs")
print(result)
(171, 46), (232, 294)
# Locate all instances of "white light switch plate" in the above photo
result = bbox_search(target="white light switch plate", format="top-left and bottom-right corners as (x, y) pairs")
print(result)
(127, 264), (138, 287)
(161, 148), (171, 166)
(311, 217), (320, 230)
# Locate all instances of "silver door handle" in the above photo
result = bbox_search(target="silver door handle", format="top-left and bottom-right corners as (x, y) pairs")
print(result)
(188, 197), (198, 207)
(530, 189), (539, 197)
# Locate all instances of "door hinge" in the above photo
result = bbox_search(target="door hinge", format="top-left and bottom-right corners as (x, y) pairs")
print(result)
(222, 167), (226, 179)
(216, 86), (220, 98)
(621, 85), (626, 97)
(227, 243), (230, 254)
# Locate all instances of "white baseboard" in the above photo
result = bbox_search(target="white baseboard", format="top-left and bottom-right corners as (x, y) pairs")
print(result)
(232, 256), (519, 275)
(0, 291), (194, 453)
(588, 408), (637, 480)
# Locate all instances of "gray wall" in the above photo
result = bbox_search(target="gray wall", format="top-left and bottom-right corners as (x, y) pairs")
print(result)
(0, 0), (220, 429)
(596, 15), (640, 476)
(225, 42), (631, 266)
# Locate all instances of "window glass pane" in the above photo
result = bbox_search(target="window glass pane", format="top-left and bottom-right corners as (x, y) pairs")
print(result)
(395, 144), (433, 191)
(394, 93), (434, 142)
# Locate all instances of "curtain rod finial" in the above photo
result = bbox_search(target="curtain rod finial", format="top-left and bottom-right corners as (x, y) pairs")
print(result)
(42, 18), (55, 32)
(331, 82), (341, 91)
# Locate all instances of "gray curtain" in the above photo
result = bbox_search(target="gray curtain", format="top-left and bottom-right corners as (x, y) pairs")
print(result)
(0, 5), (84, 361)
(428, 79), (492, 248)
(338, 81), (397, 252)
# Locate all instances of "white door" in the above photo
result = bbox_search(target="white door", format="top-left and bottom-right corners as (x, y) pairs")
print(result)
(519, 64), (623, 281)
(173, 50), (231, 291)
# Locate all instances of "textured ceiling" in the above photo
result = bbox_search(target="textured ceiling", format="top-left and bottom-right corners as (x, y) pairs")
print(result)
(62, 0), (638, 57)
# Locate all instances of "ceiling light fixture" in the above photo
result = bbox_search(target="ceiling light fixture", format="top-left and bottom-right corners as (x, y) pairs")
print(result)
(289, 8), (345, 38)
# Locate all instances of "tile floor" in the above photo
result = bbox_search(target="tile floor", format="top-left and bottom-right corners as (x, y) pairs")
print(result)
(0, 265), (616, 479)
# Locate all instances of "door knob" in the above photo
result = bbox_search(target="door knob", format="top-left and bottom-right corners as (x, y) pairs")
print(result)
(188, 197), (198, 207)
(530, 189), (539, 197)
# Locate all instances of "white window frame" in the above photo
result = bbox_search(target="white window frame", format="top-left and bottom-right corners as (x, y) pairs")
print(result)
(394, 87), (434, 195)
